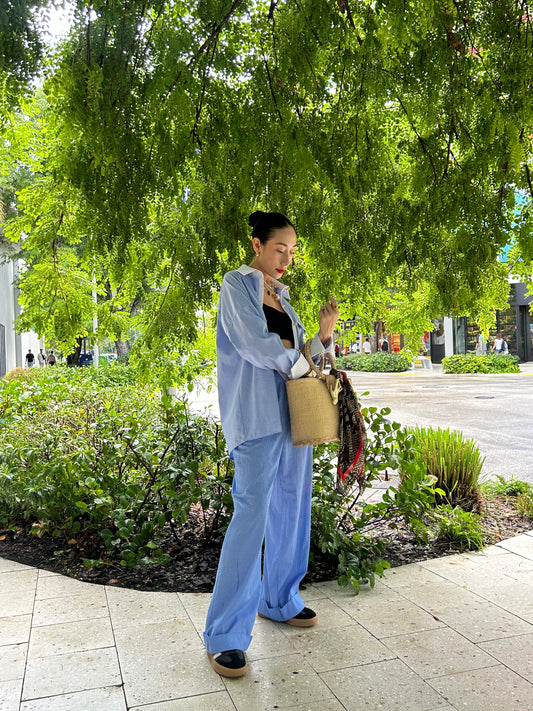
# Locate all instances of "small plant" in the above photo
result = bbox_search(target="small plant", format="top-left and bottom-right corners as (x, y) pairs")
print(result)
(442, 354), (520, 374)
(481, 475), (533, 499)
(403, 427), (484, 511)
(337, 352), (411, 372)
(429, 504), (485, 551)
(516, 491), (533, 520)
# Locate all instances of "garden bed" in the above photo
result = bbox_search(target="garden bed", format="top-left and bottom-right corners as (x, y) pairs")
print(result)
(0, 494), (529, 592)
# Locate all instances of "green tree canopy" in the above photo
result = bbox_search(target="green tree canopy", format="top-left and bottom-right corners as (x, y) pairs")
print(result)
(2, 0), (532, 367)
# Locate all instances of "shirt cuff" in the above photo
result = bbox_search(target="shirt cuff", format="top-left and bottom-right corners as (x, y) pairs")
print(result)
(308, 333), (334, 358)
(288, 353), (312, 380)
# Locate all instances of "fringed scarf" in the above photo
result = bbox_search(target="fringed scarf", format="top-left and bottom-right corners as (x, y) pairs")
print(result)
(329, 368), (368, 496)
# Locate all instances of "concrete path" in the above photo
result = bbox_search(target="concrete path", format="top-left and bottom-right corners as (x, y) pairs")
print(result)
(1, 532), (533, 710)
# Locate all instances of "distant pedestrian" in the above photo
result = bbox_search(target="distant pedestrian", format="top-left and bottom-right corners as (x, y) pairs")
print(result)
(25, 350), (35, 368)
(501, 337), (509, 354)
(475, 333), (484, 356)
(362, 337), (371, 354)
(380, 336), (389, 353)
(37, 349), (46, 367)
(491, 333), (503, 354)
(46, 351), (57, 365)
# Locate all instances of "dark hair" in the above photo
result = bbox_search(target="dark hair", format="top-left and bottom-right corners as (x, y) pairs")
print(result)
(248, 210), (294, 243)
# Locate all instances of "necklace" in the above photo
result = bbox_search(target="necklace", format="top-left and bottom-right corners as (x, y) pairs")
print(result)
(264, 278), (280, 302)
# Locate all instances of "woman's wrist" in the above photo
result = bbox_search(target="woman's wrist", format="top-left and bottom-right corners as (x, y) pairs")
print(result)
(318, 330), (332, 346)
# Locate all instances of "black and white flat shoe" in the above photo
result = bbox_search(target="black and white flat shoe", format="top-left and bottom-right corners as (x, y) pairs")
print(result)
(208, 649), (248, 677)
(259, 606), (318, 627)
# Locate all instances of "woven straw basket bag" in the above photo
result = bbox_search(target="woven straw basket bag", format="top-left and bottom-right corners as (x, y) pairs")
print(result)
(286, 340), (340, 447)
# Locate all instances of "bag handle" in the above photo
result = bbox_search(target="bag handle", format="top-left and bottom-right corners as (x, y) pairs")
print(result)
(302, 339), (336, 381)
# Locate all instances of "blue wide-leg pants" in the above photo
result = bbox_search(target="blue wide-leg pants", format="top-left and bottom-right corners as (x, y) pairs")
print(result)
(203, 378), (313, 655)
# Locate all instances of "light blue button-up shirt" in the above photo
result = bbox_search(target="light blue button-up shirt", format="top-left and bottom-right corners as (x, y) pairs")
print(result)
(217, 265), (333, 455)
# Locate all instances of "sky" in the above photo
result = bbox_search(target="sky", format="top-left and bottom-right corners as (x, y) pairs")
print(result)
(39, 1), (75, 45)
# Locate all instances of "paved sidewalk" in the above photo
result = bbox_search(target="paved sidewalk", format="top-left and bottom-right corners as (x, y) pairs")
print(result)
(1, 531), (532, 711)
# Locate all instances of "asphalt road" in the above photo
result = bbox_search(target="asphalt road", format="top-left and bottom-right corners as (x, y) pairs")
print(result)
(188, 363), (533, 485)
(347, 364), (533, 485)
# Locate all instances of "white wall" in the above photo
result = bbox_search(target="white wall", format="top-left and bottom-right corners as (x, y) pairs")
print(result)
(0, 254), (41, 375)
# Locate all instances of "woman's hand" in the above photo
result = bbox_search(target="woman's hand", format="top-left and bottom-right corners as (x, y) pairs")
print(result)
(318, 298), (340, 345)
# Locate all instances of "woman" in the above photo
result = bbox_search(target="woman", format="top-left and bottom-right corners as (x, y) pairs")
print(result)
(203, 210), (339, 677)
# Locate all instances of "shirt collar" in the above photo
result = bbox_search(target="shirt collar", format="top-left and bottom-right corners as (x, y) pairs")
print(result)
(237, 264), (290, 300)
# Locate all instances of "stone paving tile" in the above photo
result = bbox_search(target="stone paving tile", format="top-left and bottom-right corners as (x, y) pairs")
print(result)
(472, 579), (533, 624)
(180, 599), (209, 636)
(428, 664), (533, 711)
(299, 583), (330, 603)
(0, 678), (23, 711)
(333, 590), (445, 639)
(391, 579), (485, 613)
(479, 632), (533, 684)
(32, 590), (108, 627)
(0, 643), (27, 682)
(382, 627), (498, 679)
(19, 685), (127, 711)
(22, 647), (121, 700)
(428, 597), (533, 643)
(118, 645), (224, 707)
(272, 701), (348, 711)
(243, 618), (295, 661)
(271, 598), (355, 637)
(28, 617), (115, 659)
(0, 559), (33, 574)
(35, 574), (101, 600)
(496, 533), (533, 559)
(382, 563), (448, 589)
(129, 692), (238, 711)
(320, 658), (447, 711)
(0, 570), (37, 594)
(113, 617), (203, 657)
(226, 653), (338, 711)
(0, 573), (37, 617)
(0, 615), (32, 647)
(106, 586), (187, 629)
(286, 623), (395, 673)
(312, 577), (390, 601)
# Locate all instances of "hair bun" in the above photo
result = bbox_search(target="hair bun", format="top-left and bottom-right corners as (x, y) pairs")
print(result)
(248, 210), (265, 228)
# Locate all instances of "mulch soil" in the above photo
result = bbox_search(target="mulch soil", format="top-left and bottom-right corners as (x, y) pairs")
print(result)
(0, 495), (530, 592)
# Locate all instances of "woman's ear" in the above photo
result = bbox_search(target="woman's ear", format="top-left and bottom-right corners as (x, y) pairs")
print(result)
(252, 237), (262, 255)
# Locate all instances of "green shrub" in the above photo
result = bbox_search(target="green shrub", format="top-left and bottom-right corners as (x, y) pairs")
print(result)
(0, 375), (233, 567)
(310, 404), (442, 593)
(429, 504), (485, 550)
(403, 427), (484, 511)
(442, 354), (520, 374)
(337, 352), (411, 372)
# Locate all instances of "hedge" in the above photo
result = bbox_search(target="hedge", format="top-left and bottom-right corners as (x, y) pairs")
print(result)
(442, 354), (520, 374)
(336, 352), (411, 372)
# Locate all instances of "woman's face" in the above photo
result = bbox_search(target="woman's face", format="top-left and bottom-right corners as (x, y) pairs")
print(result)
(251, 226), (297, 280)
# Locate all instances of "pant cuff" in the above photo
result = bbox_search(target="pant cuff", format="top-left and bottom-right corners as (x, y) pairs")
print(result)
(203, 631), (253, 655)
(258, 591), (304, 622)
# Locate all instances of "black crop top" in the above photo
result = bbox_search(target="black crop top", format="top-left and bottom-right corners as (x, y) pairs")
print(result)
(263, 304), (294, 347)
